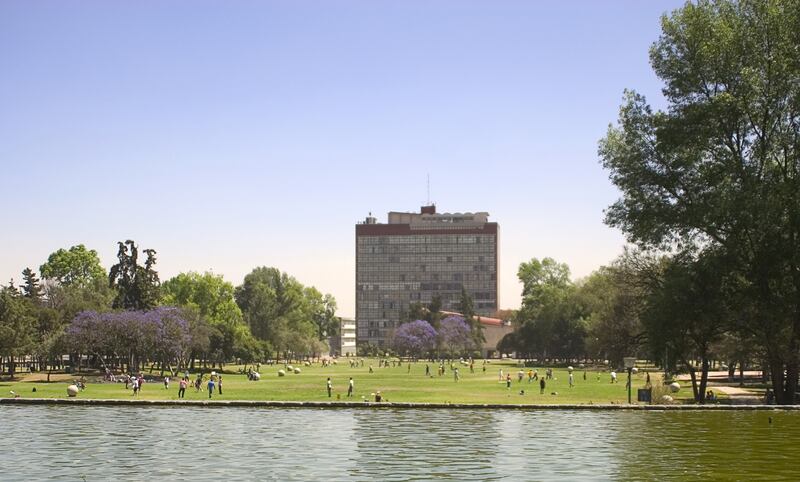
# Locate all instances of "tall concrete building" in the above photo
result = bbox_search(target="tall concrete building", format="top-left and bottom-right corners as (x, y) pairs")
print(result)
(355, 205), (499, 348)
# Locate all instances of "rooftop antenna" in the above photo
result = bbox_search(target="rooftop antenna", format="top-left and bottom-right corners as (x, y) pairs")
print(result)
(427, 173), (430, 205)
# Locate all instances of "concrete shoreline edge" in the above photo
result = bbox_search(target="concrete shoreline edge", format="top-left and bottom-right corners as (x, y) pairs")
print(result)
(2, 398), (799, 410)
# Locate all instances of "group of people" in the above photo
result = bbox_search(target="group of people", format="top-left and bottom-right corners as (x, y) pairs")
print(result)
(325, 376), (386, 402)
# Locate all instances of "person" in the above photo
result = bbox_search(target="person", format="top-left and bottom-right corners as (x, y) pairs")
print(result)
(533, 370), (538, 381)
(369, 365), (374, 374)
(375, 391), (382, 402)
(407, 363), (411, 374)
(137, 374), (144, 392)
(583, 370), (587, 381)
(131, 377), (139, 396)
(518, 370), (524, 382)
(347, 377), (354, 397)
(425, 364), (430, 376)
(646, 371), (651, 386)
(454, 368), (460, 382)
(528, 370), (533, 382)
(470, 361), (474, 374)
(499, 369), (504, 381)
(218, 375), (223, 395)
(706, 389), (716, 402)
(611, 371), (617, 383)
(164, 376), (170, 390)
(506, 373), (512, 389)
(327, 377), (333, 397)
(207, 377), (215, 399)
(178, 377), (187, 398)
(539, 377), (546, 394)
(569, 372), (574, 388)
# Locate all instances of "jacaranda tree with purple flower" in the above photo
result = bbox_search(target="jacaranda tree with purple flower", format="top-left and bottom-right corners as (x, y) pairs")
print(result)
(438, 315), (474, 357)
(391, 319), (437, 358)
(68, 307), (192, 373)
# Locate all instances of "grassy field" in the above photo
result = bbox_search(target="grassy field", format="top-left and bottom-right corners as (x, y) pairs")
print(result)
(1, 359), (695, 405)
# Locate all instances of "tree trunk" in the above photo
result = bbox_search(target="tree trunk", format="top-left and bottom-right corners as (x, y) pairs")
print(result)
(739, 362), (745, 387)
(685, 360), (699, 402)
(769, 357), (786, 404)
(698, 357), (710, 404)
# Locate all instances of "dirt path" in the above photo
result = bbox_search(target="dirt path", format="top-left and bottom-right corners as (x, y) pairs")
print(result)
(709, 385), (762, 404)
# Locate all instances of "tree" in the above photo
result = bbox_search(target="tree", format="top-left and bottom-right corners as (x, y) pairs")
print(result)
(21, 268), (42, 300)
(599, 0), (800, 403)
(459, 287), (485, 349)
(438, 315), (474, 357)
(514, 258), (575, 359)
(0, 287), (36, 376)
(305, 288), (338, 340)
(235, 267), (331, 360)
(108, 240), (161, 310)
(645, 251), (733, 403)
(581, 254), (650, 367)
(391, 319), (437, 358)
(40, 244), (106, 287)
(496, 332), (519, 357)
(162, 271), (251, 367)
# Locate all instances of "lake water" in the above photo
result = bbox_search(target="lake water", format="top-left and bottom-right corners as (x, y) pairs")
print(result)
(2, 406), (798, 481)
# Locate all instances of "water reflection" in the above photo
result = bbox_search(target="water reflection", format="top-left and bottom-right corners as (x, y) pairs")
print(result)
(1, 406), (798, 481)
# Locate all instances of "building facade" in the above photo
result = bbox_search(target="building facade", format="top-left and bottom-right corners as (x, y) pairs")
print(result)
(341, 317), (357, 356)
(355, 205), (499, 348)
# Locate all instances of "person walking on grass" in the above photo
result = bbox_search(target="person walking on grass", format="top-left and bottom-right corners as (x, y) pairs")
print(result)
(347, 377), (354, 397)
(540, 377), (546, 395)
(178, 377), (187, 399)
(164, 376), (170, 390)
(207, 377), (215, 399)
(131, 377), (139, 396)
(327, 377), (333, 397)
(218, 375), (223, 395)
(506, 373), (512, 389)
(569, 372), (574, 388)
(454, 368), (460, 382)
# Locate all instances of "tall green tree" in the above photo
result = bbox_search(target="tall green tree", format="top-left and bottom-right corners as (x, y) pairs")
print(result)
(581, 254), (650, 367)
(40, 244), (106, 287)
(599, 0), (800, 403)
(21, 267), (42, 300)
(0, 287), (36, 376)
(235, 267), (331, 359)
(459, 287), (485, 349)
(108, 240), (161, 310)
(162, 271), (252, 366)
(645, 251), (733, 403)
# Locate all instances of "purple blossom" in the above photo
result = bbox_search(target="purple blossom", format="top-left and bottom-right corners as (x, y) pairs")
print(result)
(68, 307), (192, 364)
(438, 315), (474, 355)
(391, 319), (437, 356)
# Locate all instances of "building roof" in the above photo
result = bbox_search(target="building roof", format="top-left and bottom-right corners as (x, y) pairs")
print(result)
(440, 311), (506, 326)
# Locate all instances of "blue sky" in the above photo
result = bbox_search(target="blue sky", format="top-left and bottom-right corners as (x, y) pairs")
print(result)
(1, 1), (685, 316)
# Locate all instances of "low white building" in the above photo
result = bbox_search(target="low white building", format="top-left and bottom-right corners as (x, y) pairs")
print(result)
(341, 317), (357, 356)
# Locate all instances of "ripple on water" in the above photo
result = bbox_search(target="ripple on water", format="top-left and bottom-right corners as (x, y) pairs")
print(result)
(1, 406), (799, 481)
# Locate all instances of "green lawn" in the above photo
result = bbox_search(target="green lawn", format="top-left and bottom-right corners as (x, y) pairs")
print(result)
(0, 359), (693, 405)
